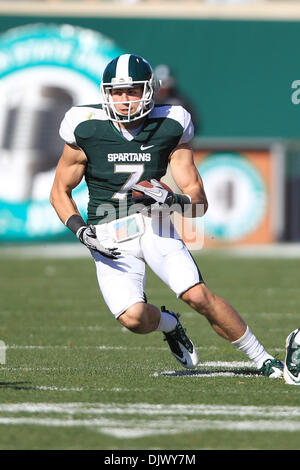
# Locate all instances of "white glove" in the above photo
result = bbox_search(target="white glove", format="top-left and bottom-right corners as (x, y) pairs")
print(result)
(131, 179), (170, 205)
(77, 225), (120, 259)
(131, 179), (191, 209)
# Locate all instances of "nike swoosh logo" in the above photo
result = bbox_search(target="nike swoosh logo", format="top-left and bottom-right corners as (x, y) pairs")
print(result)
(144, 188), (163, 198)
(140, 144), (154, 150)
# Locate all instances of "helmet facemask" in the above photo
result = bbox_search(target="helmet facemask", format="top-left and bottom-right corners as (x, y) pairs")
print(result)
(100, 54), (159, 123)
(101, 78), (156, 123)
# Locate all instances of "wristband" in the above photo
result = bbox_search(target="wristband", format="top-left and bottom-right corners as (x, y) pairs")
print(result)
(167, 193), (192, 209)
(65, 214), (87, 236)
(176, 194), (192, 205)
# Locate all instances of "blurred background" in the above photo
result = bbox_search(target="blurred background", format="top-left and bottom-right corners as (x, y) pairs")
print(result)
(0, 0), (300, 251)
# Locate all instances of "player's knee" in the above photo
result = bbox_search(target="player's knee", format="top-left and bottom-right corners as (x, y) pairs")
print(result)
(181, 283), (214, 315)
(117, 302), (152, 334)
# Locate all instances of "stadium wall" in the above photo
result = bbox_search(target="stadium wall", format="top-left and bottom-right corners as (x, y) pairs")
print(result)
(0, 9), (299, 139)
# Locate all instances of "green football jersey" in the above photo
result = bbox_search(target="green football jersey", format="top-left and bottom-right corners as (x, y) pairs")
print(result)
(59, 104), (193, 224)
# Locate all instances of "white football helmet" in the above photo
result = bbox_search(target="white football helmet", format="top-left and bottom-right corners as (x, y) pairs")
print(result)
(100, 54), (160, 123)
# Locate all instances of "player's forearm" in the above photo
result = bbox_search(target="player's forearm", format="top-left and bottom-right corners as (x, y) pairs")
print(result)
(50, 188), (81, 225)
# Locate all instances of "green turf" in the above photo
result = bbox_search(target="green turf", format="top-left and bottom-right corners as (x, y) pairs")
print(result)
(1, 251), (300, 450)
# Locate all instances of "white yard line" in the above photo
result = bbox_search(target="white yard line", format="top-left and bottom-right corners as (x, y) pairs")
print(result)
(1, 403), (300, 437)
(1, 360), (256, 371)
(1, 416), (300, 437)
(6, 345), (176, 350)
(3, 402), (300, 417)
(0, 358), (281, 393)
(0, 360), (266, 376)
(5, 345), (285, 354)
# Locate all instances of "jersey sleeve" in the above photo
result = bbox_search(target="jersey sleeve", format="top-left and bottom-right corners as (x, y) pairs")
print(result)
(178, 108), (194, 145)
(59, 108), (77, 145)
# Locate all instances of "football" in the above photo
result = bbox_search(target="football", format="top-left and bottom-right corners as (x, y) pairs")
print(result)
(132, 180), (173, 198)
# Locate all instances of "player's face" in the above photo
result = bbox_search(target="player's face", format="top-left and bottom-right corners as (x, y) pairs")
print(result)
(111, 86), (143, 116)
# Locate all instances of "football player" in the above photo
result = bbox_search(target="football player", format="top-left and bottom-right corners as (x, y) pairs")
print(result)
(50, 53), (283, 377)
(284, 328), (300, 385)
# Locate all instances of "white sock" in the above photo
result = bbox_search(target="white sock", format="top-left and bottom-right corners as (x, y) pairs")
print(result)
(156, 311), (178, 333)
(232, 326), (273, 369)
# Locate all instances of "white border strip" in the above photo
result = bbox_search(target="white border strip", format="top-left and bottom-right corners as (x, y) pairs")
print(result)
(1, 2), (300, 21)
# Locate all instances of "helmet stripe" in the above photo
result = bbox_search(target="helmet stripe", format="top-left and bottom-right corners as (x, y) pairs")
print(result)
(115, 54), (131, 79)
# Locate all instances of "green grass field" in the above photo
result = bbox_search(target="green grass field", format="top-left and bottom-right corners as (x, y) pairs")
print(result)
(1, 248), (300, 450)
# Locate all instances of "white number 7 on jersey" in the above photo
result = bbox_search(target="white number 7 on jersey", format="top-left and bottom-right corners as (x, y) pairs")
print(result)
(112, 164), (144, 200)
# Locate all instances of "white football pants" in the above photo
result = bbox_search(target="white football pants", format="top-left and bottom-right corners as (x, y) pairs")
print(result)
(91, 213), (203, 318)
